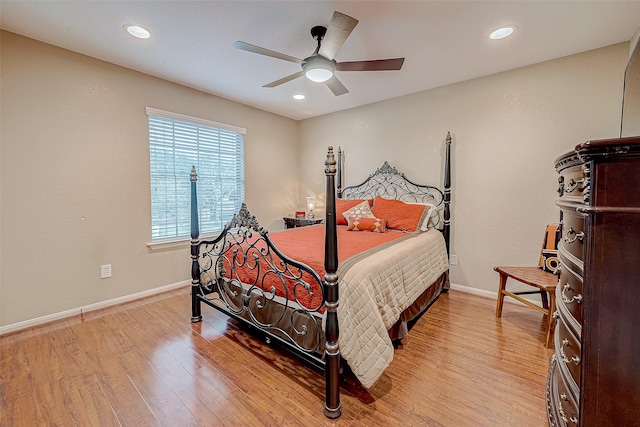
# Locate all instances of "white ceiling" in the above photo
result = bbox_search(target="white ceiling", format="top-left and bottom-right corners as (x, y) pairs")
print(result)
(2, 1), (640, 120)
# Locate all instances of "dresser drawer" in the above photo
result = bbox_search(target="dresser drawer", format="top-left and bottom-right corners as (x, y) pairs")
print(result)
(554, 358), (580, 426)
(557, 262), (584, 327)
(560, 211), (585, 263)
(555, 314), (582, 388)
(547, 358), (580, 427)
(558, 166), (588, 201)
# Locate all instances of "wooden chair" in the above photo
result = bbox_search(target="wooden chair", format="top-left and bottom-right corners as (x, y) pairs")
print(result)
(495, 225), (561, 348)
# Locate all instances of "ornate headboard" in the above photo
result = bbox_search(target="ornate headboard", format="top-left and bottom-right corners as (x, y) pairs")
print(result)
(338, 160), (444, 206)
(335, 132), (452, 253)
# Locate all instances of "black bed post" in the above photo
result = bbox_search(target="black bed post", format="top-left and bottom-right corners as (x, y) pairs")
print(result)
(443, 132), (452, 256)
(337, 147), (343, 198)
(190, 166), (203, 323)
(323, 147), (341, 419)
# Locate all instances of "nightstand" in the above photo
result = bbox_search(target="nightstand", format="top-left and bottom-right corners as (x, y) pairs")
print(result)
(283, 217), (323, 229)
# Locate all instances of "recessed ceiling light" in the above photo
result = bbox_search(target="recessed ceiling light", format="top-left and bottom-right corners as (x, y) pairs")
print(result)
(293, 94), (306, 100)
(490, 26), (515, 40)
(124, 24), (151, 39)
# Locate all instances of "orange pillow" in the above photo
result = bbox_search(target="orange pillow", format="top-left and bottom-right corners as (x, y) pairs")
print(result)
(372, 196), (426, 232)
(335, 198), (373, 225)
(347, 216), (387, 233)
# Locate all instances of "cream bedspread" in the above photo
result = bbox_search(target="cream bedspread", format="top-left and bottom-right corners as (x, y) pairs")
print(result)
(330, 229), (449, 388)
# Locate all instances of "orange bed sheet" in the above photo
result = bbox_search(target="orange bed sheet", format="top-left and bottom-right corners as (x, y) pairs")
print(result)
(232, 224), (408, 311)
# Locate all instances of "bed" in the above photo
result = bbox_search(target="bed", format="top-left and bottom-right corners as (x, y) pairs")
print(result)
(190, 132), (452, 418)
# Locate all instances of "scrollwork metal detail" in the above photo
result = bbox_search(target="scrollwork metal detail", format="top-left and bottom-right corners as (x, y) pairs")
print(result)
(341, 161), (445, 226)
(226, 203), (267, 236)
(195, 208), (326, 355)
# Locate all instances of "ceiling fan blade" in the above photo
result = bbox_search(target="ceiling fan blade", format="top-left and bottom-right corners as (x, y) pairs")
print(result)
(318, 11), (358, 60)
(336, 58), (405, 72)
(262, 71), (306, 88)
(233, 41), (302, 64)
(325, 76), (349, 96)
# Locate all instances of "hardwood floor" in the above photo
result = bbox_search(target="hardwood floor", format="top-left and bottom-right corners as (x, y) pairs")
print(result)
(0, 288), (553, 426)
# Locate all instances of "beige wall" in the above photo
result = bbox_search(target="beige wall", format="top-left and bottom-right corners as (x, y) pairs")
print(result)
(0, 31), (299, 327)
(631, 28), (640, 55)
(299, 43), (629, 295)
(0, 29), (631, 328)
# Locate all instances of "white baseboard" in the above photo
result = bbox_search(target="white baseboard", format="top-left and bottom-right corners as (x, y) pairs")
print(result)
(450, 282), (497, 299)
(1, 280), (541, 335)
(0, 279), (190, 336)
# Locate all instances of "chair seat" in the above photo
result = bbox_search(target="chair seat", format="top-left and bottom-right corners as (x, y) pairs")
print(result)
(495, 266), (558, 291)
(494, 266), (559, 348)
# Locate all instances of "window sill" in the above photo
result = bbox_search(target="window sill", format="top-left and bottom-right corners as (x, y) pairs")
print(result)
(147, 234), (219, 251)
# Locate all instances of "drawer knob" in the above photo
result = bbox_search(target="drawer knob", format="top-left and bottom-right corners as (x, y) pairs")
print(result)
(562, 283), (583, 304)
(559, 338), (581, 366)
(565, 178), (578, 193)
(564, 177), (586, 194)
(564, 227), (584, 244)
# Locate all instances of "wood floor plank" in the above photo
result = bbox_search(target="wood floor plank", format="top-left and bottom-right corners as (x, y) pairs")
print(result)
(1, 287), (553, 426)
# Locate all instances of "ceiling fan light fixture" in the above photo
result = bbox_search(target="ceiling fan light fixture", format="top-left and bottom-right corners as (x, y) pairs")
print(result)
(306, 68), (333, 82)
(302, 56), (336, 83)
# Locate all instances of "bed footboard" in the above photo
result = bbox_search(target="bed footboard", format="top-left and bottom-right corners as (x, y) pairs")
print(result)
(190, 148), (342, 418)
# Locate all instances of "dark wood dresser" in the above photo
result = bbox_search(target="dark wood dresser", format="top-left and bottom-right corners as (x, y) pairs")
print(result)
(547, 136), (640, 427)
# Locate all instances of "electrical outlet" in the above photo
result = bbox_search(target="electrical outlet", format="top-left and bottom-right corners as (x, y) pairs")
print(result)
(450, 255), (458, 266)
(101, 264), (112, 279)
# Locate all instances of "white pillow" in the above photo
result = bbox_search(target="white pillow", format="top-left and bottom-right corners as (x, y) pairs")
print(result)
(341, 200), (375, 223)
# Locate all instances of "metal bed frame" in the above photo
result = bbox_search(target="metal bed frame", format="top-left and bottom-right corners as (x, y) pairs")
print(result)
(190, 132), (452, 418)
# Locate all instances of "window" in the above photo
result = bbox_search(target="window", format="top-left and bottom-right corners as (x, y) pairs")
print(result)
(147, 107), (245, 241)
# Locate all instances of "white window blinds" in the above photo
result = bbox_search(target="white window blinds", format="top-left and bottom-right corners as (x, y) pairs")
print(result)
(147, 108), (245, 241)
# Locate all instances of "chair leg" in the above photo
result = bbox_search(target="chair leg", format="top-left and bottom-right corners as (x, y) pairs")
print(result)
(495, 273), (508, 318)
(540, 290), (549, 310)
(545, 290), (557, 348)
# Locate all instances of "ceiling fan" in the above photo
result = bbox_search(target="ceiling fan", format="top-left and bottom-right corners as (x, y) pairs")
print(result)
(233, 11), (405, 96)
